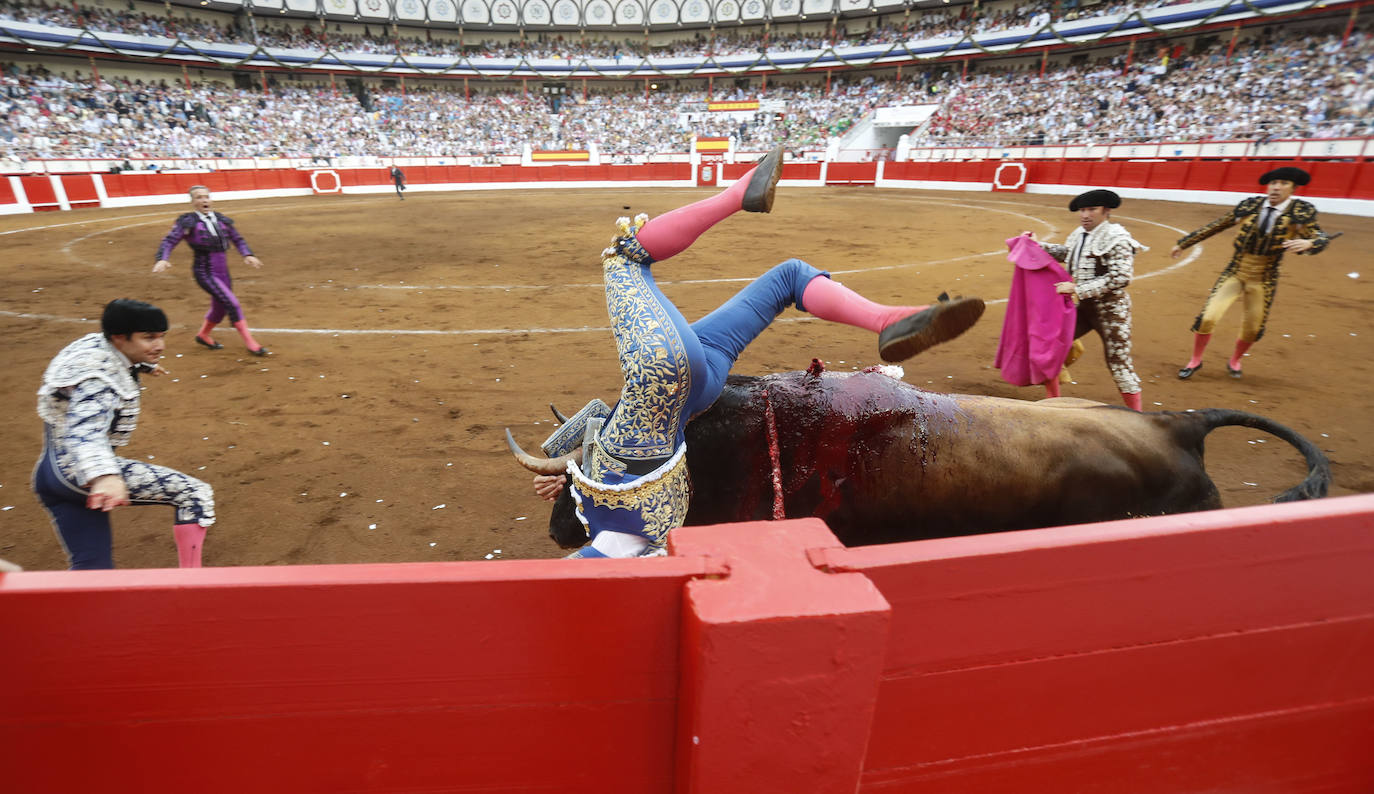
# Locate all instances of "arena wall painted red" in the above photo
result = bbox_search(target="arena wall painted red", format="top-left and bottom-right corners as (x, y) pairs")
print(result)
(2, 494), (1372, 792)
(3, 157), (1372, 214)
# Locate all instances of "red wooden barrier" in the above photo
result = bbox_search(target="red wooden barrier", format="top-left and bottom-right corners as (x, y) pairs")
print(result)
(0, 558), (716, 793)
(0, 176), (18, 205)
(824, 495), (1374, 793)
(5, 496), (1373, 793)
(58, 174), (99, 207)
(827, 162), (879, 185)
(19, 175), (59, 210)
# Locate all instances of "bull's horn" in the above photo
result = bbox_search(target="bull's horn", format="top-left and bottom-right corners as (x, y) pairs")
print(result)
(505, 428), (580, 475)
(549, 404), (569, 424)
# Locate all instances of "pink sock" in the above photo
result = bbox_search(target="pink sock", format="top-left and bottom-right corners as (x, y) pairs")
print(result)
(232, 320), (261, 351)
(1229, 340), (1253, 370)
(173, 523), (206, 568)
(1186, 332), (1211, 369)
(1043, 378), (1061, 398)
(633, 167), (756, 262)
(800, 275), (922, 333)
(1122, 392), (1143, 411)
(197, 319), (217, 341)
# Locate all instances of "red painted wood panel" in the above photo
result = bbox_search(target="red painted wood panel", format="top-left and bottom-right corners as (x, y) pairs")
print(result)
(1144, 160), (1191, 190)
(1060, 161), (1092, 185)
(19, 175), (58, 208)
(0, 176), (17, 204)
(831, 495), (1374, 793)
(1304, 161), (1359, 199)
(1182, 161), (1226, 191)
(1348, 162), (1374, 200)
(59, 174), (99, 205)
(0, 559), (710, 793)
(952, 161), (984, 183)
(1115, 161), (1151, 188)
(224, 171), (258, 191)
(826, 162), (878, 184)
(1035, 160), (1065, 184)
(1219, 160), (1271, 192)
(1087, 161), (1122, 186)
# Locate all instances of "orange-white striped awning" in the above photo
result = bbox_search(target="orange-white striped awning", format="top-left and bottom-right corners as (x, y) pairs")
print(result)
(695, 138), (730, 152)
(707, 100), (760, 112)
(531, 150), (590, 161)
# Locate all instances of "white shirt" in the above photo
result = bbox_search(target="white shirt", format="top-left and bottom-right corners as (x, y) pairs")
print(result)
(1259, 197), (1291, 233)
(197, 211), (218, 236)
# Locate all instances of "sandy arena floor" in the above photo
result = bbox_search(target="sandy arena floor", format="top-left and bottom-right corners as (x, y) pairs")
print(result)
(1, 186), (1369, 570)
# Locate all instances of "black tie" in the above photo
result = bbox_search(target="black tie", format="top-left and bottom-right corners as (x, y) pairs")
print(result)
(1261, 206), (1277, 234)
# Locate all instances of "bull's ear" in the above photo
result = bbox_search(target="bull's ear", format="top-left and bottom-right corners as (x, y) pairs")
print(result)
(549, 404), (569, 424)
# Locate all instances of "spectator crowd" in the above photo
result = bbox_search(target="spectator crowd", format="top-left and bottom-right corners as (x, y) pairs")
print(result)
(4, 0), (1208, 62)
(1, 7), (1369, 161)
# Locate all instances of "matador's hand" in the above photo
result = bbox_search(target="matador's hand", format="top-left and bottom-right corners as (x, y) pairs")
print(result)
(243, 255), (263, 268)
(152, 259), (172, 273)
(1170, 246), (1184, 260)
(86, 474), (130, 512)
(1281, 239), (1315, 254)
(533, 474), (567, 502)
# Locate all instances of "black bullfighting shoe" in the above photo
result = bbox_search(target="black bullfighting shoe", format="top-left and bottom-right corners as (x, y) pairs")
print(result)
(1177, 363), (1203, 380)
(194, 335), (223, 350)
(878, 295), (985, 362)
(741, 145), (784, 213)
(249, 346), (270, 357)
(1227, 364), (1243, 379)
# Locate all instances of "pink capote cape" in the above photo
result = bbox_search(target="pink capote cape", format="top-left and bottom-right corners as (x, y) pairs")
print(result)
(994, 234), (1077, 387)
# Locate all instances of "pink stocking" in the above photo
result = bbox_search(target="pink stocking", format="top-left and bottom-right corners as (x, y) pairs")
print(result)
(800, 275), (922, 333)
(1229, 340), (1253, 370)
(232, 320), (262, 351)
(1186, 332), (1212, 369)
(633, 167), (758, 262)
(173, 523), (206, 568)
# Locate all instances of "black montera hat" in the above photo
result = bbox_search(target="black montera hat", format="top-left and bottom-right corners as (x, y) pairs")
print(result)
(1068, 189), (1121, 211)
(101, 298), (168, 337)
(1258, 166), (1311, 186)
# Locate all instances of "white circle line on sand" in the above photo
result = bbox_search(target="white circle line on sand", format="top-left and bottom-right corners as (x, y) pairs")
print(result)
(6, 195), (1200, 329)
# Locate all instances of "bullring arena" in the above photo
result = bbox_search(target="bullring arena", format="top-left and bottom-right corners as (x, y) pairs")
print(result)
(2, 181), (1370, 569)
(3, 0), (1374, 787)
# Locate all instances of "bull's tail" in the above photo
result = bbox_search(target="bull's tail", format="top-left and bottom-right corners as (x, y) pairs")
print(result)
(1195, 408), (1331, 501)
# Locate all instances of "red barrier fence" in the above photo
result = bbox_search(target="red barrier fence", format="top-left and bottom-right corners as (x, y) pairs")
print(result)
(3, 160), (1370, 215)
(3, 494), (1372, 792)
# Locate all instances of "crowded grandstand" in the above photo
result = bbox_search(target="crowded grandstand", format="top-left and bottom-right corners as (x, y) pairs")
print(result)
(2, 0), (1370, 164)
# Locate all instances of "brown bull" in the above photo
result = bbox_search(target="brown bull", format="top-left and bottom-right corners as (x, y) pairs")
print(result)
(508, 366), (1330, 549)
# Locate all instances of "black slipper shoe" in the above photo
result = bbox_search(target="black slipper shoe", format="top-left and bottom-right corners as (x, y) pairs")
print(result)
(741, 146), (784, 213)
(195, 336), (223, 350)
(878, 296), (985, 362)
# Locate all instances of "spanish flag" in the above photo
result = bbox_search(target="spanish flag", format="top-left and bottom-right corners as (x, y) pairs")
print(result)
(707, 100), (760, 112)
(695, 137), (730, 152)
(531, 150), (591, 161)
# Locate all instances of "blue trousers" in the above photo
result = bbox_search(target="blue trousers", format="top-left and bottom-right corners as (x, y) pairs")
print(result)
(32, 437), (215, 570)
(686, 257), (825, 416)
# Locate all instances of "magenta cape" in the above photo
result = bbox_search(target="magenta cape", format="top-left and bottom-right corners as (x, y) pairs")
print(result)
(994, 235), (1077, 387)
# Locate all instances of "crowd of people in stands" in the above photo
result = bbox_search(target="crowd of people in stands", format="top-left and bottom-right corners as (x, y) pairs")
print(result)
(920, 23), (1373, 146)
(3, 0), (1198, 61)
(1, 15), (1369, 161)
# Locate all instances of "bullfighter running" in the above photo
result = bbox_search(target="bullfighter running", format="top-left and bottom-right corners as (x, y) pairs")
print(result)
(153, 185), (270, 356)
